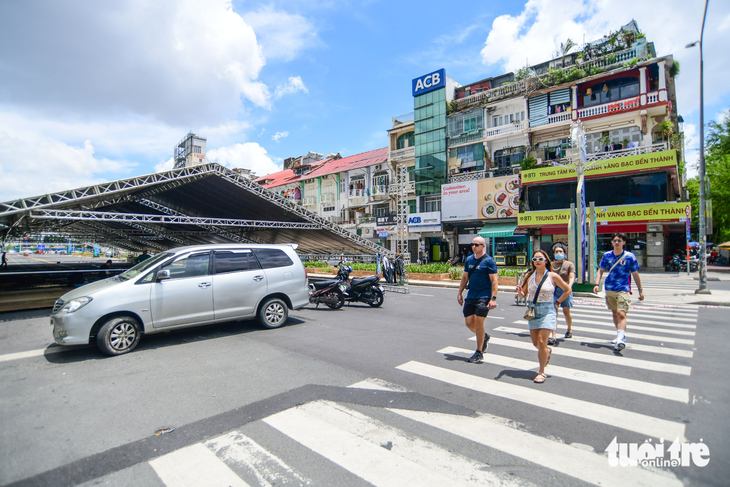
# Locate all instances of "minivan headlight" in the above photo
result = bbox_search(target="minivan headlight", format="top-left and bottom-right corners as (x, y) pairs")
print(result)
(61, 297), (93, 313)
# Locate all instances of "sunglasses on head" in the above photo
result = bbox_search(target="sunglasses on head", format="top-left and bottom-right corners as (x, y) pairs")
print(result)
(471, 243), (483, 247)
(532, 257), (546, 262)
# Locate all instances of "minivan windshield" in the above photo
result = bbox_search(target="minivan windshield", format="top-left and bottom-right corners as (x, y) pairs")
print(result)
(117, 252), (172, 281)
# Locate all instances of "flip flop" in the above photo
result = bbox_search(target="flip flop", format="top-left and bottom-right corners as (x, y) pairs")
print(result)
(565, 332), (573, 339)
(547, 337), (556, 346)
(534, 373), (547, 383)
(546, 347), (552, 365)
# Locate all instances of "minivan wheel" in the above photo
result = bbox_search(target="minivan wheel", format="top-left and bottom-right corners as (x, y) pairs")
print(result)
(259, 298), (289, 329)
(96, 316), (141, 356)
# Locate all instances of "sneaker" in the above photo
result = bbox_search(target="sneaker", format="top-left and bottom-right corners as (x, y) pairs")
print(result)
(482, 333), (491, 353)
(468, 351), (484, 363)
(611, 338), (618, 344)
(614, 338), (626, 352)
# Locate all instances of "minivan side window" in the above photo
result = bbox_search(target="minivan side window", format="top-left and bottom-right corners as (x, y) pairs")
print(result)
(253, 248), (294, 269)
(214, 250), (261, 274)
(160, 252), (210, 279)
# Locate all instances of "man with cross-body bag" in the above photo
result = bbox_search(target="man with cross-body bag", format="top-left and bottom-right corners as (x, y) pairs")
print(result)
(593, 232), (644, 352)
(457, 236), (499, 363)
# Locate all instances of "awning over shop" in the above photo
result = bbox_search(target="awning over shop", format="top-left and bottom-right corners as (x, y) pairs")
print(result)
(478, 221), (518, 238)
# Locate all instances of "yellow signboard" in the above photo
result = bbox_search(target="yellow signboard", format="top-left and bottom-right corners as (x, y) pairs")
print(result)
(521, 150), (678, 185)
(519, 202), (690, 227)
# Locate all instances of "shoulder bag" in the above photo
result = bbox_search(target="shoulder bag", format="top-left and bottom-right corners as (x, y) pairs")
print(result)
(523, 272), (549, 321)
(598, 252), (627, 290)
(465, 255), (487, 290)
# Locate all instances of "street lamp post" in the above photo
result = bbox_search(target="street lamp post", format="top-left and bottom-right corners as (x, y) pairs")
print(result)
(686, 0), (711, 294)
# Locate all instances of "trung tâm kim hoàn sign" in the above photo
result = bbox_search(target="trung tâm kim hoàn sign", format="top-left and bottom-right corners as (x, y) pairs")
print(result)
(521, 150), (677, 185)
(518, 202), (690, 227)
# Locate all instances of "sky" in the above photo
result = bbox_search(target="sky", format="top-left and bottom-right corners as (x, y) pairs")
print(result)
(1, 0), (728, 202)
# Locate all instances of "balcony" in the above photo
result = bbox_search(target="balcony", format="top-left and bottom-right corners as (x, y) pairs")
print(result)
(448, 166), (520, 183)
(390, 146), (414, 162)
(529, 111), (571, 129)
(349, 188), (365, 198)
(392, 112), (414, 128)
(576, 95), (641, 119)
(585, 142), (668, 163)
(486, 121), (526, 139)
(456, 80), (527, 110)
(388, 181), (415, 194)
(448, 129), (484, 146)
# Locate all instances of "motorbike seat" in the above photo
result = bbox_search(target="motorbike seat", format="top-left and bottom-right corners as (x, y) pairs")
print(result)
(311, 279), (340, 290)
(351, 276), (379, 287)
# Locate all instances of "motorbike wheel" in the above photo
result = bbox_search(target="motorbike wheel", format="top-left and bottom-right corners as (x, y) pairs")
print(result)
(326, 289), (344, 310)
(368, 290), (384, 308)
(665, 264), (671, 272)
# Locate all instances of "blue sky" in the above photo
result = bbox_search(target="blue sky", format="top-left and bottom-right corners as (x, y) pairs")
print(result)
(0, 0), (728, 201)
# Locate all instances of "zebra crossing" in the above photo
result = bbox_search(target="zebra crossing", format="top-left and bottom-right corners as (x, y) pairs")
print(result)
(140, 301), (695, 487)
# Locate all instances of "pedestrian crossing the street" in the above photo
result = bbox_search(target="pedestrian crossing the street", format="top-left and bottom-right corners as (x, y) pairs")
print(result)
(142, 300), (694, 487)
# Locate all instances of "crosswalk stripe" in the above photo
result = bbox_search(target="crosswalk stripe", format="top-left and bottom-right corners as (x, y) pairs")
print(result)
(492, 327), (694, 358)
(149, 443), (249, 487)
(396, 361), (686, 441)
(512, 321), (695, 345)
(563, 313), (696, 330)
(205, 432), (312, 486)
(574, 303), (698, 315)
(557, 317), (695, 336)
(487, 335), (692, 375)
(391, 409), (683, 487)
(263, 400), (520, 486)
(569, 308), (697, 323)
(440, 346), (689, 403)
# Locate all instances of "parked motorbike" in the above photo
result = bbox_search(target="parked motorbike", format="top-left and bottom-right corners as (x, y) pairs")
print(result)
(308, 274), (345, 309)
(336, 262), (385, 307)
(665, 254), (698, 272)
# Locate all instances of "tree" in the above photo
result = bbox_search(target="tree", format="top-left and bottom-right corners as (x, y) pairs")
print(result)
(702, 112), (730, 242)
(559, 38), (576, 68)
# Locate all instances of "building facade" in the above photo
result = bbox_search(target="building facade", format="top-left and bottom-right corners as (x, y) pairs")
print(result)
(173, 133), (207, 169)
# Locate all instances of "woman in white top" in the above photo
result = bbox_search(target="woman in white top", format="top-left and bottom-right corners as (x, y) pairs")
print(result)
(516, 250), (572, 383)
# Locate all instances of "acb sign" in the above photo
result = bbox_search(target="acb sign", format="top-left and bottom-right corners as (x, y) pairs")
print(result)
(412, 69), (445, 97)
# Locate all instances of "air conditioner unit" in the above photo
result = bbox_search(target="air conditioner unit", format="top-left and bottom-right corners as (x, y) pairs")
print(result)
(375, 164), (382, 171)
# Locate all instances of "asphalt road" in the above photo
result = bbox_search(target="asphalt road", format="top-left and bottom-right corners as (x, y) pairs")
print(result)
(0, 285), (728, 486)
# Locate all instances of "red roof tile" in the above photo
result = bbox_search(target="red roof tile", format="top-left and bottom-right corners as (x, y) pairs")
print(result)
(301, 147), (388, 180)
(254, 157), (335, 188)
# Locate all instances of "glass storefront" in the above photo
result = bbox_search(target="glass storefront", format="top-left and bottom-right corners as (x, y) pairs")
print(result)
(414, 88), (447, 196)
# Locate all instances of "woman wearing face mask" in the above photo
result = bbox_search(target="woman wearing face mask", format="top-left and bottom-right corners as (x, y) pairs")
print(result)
(516, 250), (572, 383)
(550, 246), (575, 345)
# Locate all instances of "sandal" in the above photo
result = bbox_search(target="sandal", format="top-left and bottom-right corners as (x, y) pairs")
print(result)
(547, 337), (556, 346)
(565, 332), (573, 339)
(546, 347), (552, 366)
(534, 373), (547, 383)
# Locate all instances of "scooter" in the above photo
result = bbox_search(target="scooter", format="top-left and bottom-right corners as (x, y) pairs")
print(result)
(308, 274), (345, 309)
(336, 262), (385, 307)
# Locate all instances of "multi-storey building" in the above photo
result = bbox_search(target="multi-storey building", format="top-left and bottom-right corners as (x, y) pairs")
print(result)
(173, 133), (207, 169)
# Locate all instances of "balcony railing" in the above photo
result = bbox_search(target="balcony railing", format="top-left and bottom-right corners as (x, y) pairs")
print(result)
(392, 112), (414, 127)
(585, 142), (668, 162)
(349, 188), (365, 198)
(647, 92), (659, 104)
(577, 95), (641, 119)
(390, 146), (414, 162)
(448, 129), (484, 146)
(456, 80), (526, 110)
(371, 185), (388, 196)
(388, 181), (415, 194)
(448, 166), (519, 183)
(486, 121), (525, 138)
(530, 111), (571, 129)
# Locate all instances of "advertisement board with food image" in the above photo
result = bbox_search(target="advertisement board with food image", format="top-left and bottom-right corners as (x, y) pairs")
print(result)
(477, 175), (520, 220)
(442, 175), (520, 222)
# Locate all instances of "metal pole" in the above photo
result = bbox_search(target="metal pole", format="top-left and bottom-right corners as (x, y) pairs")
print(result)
(696, 0), (710, 294)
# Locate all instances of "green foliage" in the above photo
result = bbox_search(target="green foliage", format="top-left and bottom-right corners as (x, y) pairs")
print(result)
(520, 156), (537, 171)
(623, 57), (638, 68)
(670, 60), (680, 78)
(607, 53), (617, 64)
(450, 267), (464, 280)
(303, 261), (331, 268)
(350, 262), (376, 271)
(514, 66), (534, 81)
(407, 263), (451, 274)
(499, 267), (530, 277)
(657, 120), (674, 140)
(598, 134), (611, 147)
(447, 99), (459, 115)
(704, 112), (730, 241)
(567, 67), (585, 81)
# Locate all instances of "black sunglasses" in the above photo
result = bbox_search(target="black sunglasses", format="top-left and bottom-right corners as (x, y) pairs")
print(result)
(471, 243), (484, 247)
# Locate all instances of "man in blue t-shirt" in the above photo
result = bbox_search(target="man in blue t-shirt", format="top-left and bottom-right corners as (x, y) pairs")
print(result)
(457, 236), (499, 363)
(593, 232), (644, 352)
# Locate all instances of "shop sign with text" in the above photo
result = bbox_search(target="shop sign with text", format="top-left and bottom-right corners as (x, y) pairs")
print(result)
(518, 202), (690, 226)
(441, 175), (520, 222)
(521, 150), (678, 185)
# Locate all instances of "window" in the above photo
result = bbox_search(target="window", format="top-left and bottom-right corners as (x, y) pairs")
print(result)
(423, 195), (441, 212)
(374, 206), (388, 217)
(397, 132), (415, 149)
(253, 249), (294, 269)
(160, 252), (210, 279)
(408, 200), (416, 213)
(582, 76), (640, 107)
(464, 116), (478, 132)
(498, 116), (503, 126)
(493, 117), (498, 127)
(521, 111), (525, 121)
(214, 251), (260, 274)
(323, 206), (335, 212)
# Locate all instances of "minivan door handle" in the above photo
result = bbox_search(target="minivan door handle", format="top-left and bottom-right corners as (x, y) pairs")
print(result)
(253, 275), (264, 282)
(198, 282), (211, 288)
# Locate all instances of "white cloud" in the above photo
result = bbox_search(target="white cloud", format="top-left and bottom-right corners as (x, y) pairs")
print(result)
(272, 131), (289, 143)
(480, 0), (730, 116)
(274, 76), (309, 99)
(155, 158), (175, 173)
(207, 143), (280, 176)
(243, 6), (319, 62)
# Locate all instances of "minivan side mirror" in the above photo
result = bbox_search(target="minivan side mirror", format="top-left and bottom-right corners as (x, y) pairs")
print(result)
(157, 269), (171, 281)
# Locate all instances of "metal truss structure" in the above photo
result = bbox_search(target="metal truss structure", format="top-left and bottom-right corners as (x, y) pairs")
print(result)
(0, 163), (392, 258)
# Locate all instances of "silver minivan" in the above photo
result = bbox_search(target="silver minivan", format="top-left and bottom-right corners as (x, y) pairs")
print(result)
(51, 244), (309, 356)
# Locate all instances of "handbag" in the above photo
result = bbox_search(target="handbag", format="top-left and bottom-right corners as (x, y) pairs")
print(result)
(523, 272), (550, 321)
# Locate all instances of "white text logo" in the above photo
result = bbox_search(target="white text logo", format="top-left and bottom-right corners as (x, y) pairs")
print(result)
(606, 437), (710, 467)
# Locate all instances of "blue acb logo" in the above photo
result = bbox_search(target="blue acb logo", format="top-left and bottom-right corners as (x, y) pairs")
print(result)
(408, 216), (421, 224)
(412, 69), (445, 97)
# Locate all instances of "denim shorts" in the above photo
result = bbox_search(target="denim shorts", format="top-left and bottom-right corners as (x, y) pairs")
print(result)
(554, 287), (573, 308)
(528, 302), (557, 330)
